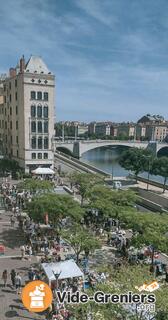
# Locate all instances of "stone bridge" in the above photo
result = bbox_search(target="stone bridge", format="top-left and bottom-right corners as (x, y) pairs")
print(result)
(54, 139), (168, 158)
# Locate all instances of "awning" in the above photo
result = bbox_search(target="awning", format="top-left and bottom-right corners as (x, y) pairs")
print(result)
(41, 259), (84, 281)
(31, 167), (55, 175)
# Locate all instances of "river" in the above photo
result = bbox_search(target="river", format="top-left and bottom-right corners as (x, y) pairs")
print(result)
(81, 146), (166, 184)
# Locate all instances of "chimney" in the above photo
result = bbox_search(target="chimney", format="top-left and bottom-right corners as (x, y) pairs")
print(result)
(9, 68), (16, 78)
(20, 55), (25, 73)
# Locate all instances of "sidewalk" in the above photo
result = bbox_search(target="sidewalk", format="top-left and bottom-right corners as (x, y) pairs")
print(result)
(0, 209), (45, 320)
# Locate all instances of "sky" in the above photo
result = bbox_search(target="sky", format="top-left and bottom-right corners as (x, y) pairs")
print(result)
(0, 0), (168, 122)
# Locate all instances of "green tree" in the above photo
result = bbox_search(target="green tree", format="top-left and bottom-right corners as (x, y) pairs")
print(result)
(88, 185), (137, 220)
(69, 172), (104, 206)
(151, 157), (168, 193)
(0, 158), (21, 176)
(61, 223), (101, 264)
(27, 193), (84, 226)
(17, 178), (54, 193)
(119, 148), (153, 182)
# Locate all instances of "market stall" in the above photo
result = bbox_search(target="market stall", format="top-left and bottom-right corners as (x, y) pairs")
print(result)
(41, 259), (84, 289)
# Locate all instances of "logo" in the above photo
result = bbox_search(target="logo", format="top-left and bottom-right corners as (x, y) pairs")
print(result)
(135, 281), (159, 292)
(21, 280), (53, 312)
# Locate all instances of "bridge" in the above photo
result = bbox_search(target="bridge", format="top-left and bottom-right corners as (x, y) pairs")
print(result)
(53, 139), (168, 158)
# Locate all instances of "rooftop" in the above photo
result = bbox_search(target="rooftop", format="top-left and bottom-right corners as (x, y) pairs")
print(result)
(25, 56), (51, 74)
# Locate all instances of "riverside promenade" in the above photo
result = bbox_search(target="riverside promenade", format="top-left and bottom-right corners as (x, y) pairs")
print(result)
(0, 208), (45, 320)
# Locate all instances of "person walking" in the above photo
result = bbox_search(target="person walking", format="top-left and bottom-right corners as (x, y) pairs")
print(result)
(10, 269), (16, 287)
(2, 270), (8, 287)
(10, 215), (15, 227)
(15, 273), (22, 294)
(20, 245), (25, 259)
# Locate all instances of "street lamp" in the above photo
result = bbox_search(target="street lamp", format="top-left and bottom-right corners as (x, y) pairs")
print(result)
(143, 155), (152, 191)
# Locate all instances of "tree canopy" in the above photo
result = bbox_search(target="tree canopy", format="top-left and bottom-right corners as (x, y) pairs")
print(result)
(17, 178), (54, 193)
(61, 223), (101, 264)
(27, 193), (84, 225)
(119, 148), (153, 180)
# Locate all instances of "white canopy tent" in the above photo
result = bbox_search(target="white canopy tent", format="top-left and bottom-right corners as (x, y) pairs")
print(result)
(31, 167), (55, 175)
(41, 260), (84, 285)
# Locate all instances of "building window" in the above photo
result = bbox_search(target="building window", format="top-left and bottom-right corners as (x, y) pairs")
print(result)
(44, 136), (48, 149)
(31, 104), (36, 117)
(11, 136), (12, 143)
(38, 153), (42, 159)
(5, 121), (7, 129)
(32, 153), (36, 159)
(44, 92), (48, 101)
(44, 121), (48, 133)
(31, 91), (36, 100)
(4, 96), (6, 103)
(31, 136), (36, 149)
(10, 107), (12, 115)
(17, 150), (19, 158)
(10, 121), (12, 129)
(16, 136), (18, 144)
(38, 121), (42, 133)
(38, 136), (42, 149)
(10, 94), (11, 102)
(4, 84), (6, 91)
(15, 79), (17, 87)
(9, 82), (11, 90)
(5, 135), (7, 143)
(16, 121), (18, 130)
(37, 105), (42, 118)
(0, 120), (1, 128)
(5, 108), (6, 116)
(15, 92), (17, 100)
(16, 106), (18, 115)
(37, 91), (42, 100)
(44, 153), (48, 159)
(43, 105), (48, 118)
(31, 121), (36, 133)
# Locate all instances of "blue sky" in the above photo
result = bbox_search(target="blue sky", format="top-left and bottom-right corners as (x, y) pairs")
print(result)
(0, 0), (168, 122)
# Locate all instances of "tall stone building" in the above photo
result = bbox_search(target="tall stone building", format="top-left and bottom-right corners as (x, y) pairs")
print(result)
(0, 55), (55, 172)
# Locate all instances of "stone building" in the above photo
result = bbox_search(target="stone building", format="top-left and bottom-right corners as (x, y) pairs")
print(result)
(0, 55), (55, 172)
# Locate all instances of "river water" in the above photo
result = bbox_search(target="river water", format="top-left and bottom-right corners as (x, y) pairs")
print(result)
(81, 146), (166, 184)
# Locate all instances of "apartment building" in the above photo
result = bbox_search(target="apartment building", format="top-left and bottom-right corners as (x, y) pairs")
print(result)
(0, 55), (55, 172)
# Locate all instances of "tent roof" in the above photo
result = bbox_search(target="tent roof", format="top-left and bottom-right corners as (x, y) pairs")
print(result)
(41, 260), (84, 280)
(32, 167), (55, 175)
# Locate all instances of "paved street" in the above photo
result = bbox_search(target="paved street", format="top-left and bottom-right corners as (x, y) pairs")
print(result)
(0, 209), (45, 320)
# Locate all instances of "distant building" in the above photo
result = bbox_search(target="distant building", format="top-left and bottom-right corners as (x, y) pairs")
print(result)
(116, 123), (136, 139)
(137, 114), (165, 124)
(88, 122), (96, 135)
(0, 55), (55, 172)
(95, 122), (111, 136)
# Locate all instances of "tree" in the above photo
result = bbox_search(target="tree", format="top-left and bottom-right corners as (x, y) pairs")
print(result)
(87, 185), (137, 221)
(61, 223), (101, 264)
(17, 178), (54, 193)
(27, 193), (84, 226)
(69, 172), (104, 206)
(151, 157), (168, 193)
(0, 158), (21, 176)
(119, 148), (153, 181)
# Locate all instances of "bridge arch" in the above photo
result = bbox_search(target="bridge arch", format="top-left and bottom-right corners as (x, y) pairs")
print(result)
(81, 144), (131, 157)
(157, 146), (168, 157)
(56, 146), (74, 156)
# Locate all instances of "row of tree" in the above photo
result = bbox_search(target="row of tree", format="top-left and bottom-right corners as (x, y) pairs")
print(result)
(119, 148), (168, 192)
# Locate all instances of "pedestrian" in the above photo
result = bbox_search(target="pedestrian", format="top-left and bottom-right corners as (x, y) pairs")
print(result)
(28, 267), (35, 281)
(20, 245), (26, 259)
(10, 269), (16, 287)
(2, 270), (8, 287)
(10, 215), (15, 227)
(15, 273), (22, 294)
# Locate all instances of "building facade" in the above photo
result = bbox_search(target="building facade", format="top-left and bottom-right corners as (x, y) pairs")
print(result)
(0, 55), (55, 172)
